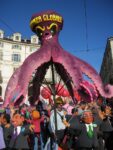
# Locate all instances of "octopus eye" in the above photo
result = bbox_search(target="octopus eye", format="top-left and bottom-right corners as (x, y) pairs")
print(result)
(47, 23), (58, 36)
(50, 25), (57, 36)
(36, 28), (43, 39)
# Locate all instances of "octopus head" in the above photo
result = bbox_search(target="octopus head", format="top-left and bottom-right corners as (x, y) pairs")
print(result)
(30, 10), (63, 42)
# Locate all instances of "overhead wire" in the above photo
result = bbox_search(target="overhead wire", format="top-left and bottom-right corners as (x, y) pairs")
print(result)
(73, 47), (105, 53)
(84, 0), (89, 51)
(69, 0), (105, 54)
(0, 17), (15, 33)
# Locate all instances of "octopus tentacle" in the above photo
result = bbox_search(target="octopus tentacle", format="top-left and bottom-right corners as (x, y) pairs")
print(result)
(3, 67), (21, 106)
(72, 56), (113, 98)
(4, 45), (52, 106)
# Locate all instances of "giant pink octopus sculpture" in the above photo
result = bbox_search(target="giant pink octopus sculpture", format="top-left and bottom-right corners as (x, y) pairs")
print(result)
(3, 10), (113, 107)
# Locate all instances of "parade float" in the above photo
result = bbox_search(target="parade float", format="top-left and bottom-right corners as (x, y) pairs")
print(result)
(3, 10), (113, 107)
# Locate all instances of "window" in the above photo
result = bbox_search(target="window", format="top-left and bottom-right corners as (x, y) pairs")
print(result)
(15, 36), (19, 41)
(12, 44), (21, 50)
(30, 47), (37, 52)
(0, 42), (3, 47)
(33, 38), (36, 43)
(12, 54), (21, 62)
(31, 35), (38, 44)
(0, 51), (3, 60)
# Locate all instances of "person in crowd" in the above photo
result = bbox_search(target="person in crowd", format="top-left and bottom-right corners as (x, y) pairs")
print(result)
(65, 106), (80, 150)
(9, 112), (33, 150)
(77, 101), (88, 115)
(63, 97), (74, 115)
(1, 113), (13, 150)
(40, 109), (50, 148)
(49, 97), (69, 148)
(99, 105), (113, 150)
(30, 109), (42, 150)
(36, 100), (44, 114)
(69, 110), (100, 150)
(0, 113), (6, 150)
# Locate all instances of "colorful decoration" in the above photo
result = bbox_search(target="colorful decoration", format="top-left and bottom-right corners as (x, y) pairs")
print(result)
(79, 80), (98, 102)
(62, 89), (70, 97)
(3, 10), (113, 106)
(40, 87), (51, 99)
(55, 84), (65, 96)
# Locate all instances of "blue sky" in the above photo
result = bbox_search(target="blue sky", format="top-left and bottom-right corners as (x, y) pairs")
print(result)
(0, 0), (113, 72)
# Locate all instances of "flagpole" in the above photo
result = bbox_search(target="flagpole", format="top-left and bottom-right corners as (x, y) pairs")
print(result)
(51, 58), (58, 134)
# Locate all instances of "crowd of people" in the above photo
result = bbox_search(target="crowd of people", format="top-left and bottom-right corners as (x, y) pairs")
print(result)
(0, 97), (113, 150)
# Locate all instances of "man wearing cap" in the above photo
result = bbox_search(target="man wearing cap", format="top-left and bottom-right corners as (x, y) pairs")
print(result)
(49, 97), (69, 146)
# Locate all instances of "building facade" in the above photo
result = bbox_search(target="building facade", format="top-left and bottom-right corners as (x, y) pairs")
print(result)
(0, 29), (40, 99)
(100, 37), (113, 85)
